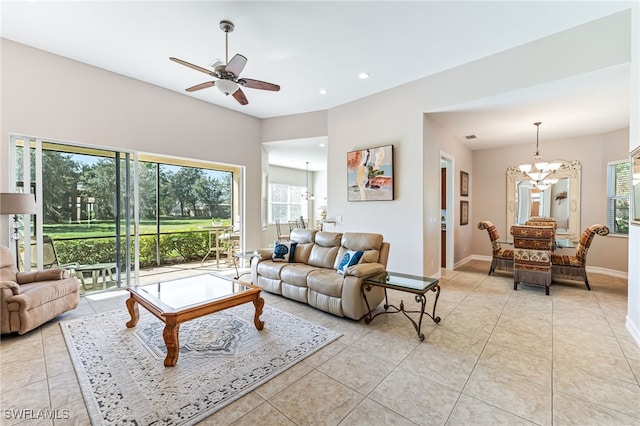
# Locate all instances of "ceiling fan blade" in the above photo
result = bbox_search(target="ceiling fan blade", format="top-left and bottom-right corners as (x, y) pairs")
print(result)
(169, 57), (214, 76)
(185, 81), (215, 92)
(239, 78), (280, 91)
(225, 54), (247, 77)
(233, 87), (249, 105)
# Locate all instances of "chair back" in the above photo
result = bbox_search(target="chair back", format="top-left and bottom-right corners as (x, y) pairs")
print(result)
(477, 221), (501, 256)
(289, 219), (305, 231)
(275, 220), (289, 241)
(511, 225), (555, 272)
(525, 216), (557, 229)
(575, 224), (609, 264)
(30, 235), (60, 269)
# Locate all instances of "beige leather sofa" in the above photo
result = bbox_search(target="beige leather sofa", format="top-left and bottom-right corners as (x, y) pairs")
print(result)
(252, 229), (389, 320)
(1, 246), (80, 335)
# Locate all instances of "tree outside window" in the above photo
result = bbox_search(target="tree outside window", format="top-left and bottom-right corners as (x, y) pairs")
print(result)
(607, 160), (630, 235)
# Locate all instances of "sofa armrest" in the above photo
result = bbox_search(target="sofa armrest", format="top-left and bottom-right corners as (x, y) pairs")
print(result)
(344, 262), (386, 278)
(16, 268), (70, 284)
(253, 248), (273, 261)
(1, 280), (20, 296)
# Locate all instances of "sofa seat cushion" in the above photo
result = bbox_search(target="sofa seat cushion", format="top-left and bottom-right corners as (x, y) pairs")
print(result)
(551, 254), (582, 267)
(9, 279), (80, 312)
(280, 264), (318, 287)
(256, 260), (288, 280)
(307, 269), (343, 298)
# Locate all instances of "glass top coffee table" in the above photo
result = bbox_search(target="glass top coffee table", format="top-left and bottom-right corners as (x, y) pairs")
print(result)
(125, 273), (264, 366)
(362, 272), (441, 341)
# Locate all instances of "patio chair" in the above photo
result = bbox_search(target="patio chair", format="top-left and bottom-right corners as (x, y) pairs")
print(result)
(31, 236), (116, 291)
(30, 236), (79, 272)
(551, 224), (609, 290)
(477, 221), (513, 275)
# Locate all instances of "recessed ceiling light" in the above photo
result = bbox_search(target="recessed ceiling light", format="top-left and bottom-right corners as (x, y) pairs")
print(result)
(358, 72), (369, 79)
(319, 89), (328, 95)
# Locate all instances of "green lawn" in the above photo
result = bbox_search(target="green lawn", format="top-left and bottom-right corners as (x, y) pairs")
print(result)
(43, 217), (231, 239)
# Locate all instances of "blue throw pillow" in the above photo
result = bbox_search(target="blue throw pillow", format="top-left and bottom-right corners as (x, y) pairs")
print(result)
(272, 241), (298, 262)
(337, 250), (364, 274)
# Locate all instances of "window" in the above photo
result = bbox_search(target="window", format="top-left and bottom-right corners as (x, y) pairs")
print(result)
(269, 183), (307, 223)
(607, 160), (630, 235)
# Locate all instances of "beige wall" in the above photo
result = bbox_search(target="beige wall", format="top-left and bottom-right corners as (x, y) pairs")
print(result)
(472, 129), (629, 273)
(0, 39), (263, 251)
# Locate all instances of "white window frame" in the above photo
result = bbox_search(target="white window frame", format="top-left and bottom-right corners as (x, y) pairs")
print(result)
(606, 159), (630, 235)
(268, 183), (307, 224)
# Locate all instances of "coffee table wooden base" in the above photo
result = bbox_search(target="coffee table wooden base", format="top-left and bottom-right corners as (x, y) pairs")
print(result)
(126, 287), (264, 367)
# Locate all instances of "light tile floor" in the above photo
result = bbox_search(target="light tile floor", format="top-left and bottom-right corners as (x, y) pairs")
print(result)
(1, 260), (639, 425)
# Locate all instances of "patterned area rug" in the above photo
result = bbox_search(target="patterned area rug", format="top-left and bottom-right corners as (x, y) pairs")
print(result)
(61, 304), (341, 425)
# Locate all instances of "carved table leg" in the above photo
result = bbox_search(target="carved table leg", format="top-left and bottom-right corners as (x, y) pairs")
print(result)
(125, 296), (139, 328)
(253, 296), (265, 330)
(163, 318), (180, 367)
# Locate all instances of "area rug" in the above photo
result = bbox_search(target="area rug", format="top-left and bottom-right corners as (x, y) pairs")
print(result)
(61, 304), (342, 425)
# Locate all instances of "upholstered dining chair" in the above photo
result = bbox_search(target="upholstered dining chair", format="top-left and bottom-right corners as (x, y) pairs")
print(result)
(551, 224), (610, 290)
(511, 225), (556, 295)
(477, 221), (514, 275)
(275, 220), (289, 242)
(525, 216), (557, 229)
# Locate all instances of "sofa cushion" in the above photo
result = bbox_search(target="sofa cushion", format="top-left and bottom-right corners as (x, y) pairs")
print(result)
(307, 269), (344, 298)
(308, 232), (342, 268)
(336, 233), (384, 267)
(272, 241), (297, 262)
(256, 260), (288, 280)
(280, 264), (318, 287)
(336, 250), (364, 274)
(289, 229), (316, 264)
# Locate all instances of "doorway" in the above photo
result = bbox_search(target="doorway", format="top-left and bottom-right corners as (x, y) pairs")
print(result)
(440, 153), (454, 270)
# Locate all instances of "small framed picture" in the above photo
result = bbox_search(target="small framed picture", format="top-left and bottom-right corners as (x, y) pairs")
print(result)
(460, 171), (469, 197)
(460, 200), (469, 226)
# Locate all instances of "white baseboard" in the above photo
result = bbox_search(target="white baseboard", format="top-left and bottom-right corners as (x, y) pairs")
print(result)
(626, 317), (640, 348)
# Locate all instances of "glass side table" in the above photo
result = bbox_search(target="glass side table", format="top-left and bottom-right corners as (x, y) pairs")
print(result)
(232, 251), (256, 280)
(362, 272), (441, 341)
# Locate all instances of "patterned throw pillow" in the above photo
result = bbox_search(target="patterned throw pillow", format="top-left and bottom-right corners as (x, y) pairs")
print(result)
(272, 241), (298, 263)
(337, 250), (364, 274)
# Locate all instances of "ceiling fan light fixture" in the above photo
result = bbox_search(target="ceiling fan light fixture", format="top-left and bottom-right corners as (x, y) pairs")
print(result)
(216, 79), (239, 96)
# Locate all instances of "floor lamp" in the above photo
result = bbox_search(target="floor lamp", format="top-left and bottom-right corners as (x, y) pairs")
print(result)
(0, 193), (37, 268)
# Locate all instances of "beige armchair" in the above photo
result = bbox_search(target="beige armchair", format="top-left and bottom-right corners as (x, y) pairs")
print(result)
(1, 246), (80, 335)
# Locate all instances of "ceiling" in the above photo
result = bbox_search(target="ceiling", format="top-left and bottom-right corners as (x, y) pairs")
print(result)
(1, 1), (632, 170)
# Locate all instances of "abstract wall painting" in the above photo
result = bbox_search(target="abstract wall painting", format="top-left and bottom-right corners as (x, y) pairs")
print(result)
(347, 145), (394, 201)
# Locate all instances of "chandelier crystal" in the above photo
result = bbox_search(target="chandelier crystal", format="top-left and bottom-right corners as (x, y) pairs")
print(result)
(517, 122), (562, 191)
(301, 161), (315, 201)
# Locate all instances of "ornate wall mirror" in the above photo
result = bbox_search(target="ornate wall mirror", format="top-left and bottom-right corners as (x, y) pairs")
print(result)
(506, 160), (581, 241)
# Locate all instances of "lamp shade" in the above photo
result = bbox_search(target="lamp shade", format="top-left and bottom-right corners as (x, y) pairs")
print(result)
(0, 193), (37, 214)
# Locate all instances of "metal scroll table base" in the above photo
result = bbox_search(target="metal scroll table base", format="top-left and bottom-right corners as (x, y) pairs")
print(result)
(361, 283), (441, 341)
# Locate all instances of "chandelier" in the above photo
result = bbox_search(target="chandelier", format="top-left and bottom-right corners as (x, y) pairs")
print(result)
(301, 161), (315, 201)
(517, 122), (562, 191)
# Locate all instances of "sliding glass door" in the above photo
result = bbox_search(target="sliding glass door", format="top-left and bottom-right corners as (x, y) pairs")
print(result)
(10, 136), (138, 289)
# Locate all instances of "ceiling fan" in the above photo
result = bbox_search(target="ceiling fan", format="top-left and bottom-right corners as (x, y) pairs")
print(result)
(170, 20), (280, 105)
